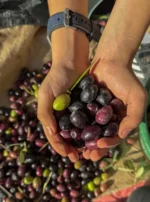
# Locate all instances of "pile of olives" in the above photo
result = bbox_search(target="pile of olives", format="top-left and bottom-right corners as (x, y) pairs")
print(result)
(0, 62), (120, 202)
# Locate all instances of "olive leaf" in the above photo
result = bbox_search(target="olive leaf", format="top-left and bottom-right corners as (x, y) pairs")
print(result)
(135, 167), (145, 179)
(19, 150), (26, 164)
(137, 161), (149, 169)
(124, 160), (135, 171)
(112, 150), (120, 163)
(22, 142), (28, 152)
(42, 172), (52, 194)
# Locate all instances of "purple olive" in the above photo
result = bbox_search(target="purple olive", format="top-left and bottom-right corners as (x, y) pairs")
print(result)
(35, 139), (47, 147)
(60, 130), (71, 139)
(70, 190), (79, 198)
(36, 166), (43, 177)
(56, 184), (66, 192)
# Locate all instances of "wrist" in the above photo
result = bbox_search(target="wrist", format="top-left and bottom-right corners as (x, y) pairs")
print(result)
(96, 35), (135, 67)
(51, 27), (89, 70)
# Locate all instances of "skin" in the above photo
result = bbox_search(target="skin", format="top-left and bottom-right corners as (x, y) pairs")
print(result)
(38, 0), (150, 162)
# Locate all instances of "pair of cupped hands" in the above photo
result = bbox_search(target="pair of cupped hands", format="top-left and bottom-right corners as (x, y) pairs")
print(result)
(37, 29), (147, 162)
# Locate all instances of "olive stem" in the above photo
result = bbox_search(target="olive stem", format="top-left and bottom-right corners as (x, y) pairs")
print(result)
(66, 90), (71, 94)
(17, 186), (29, 198)
(69, 64), (92, 92)
(26, 98), (37, 106)
(102, 163), (114, 171)
(0, 185), (12, 197)
(22, 85), (35, 96)
(36, 194), (43, 202)
(115, 167), (135, 172)
(7, 143), (23, 148)
(0, 144), (11, 152)
(27, 127), (31, 138)
(69, 59), (100, 92)
(38, 142), (49, 153)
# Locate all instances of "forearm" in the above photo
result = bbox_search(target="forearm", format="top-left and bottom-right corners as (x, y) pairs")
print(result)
(96, 0), (150, 64)
(47, 0), (89, 69)
(48, 0), (88, 16)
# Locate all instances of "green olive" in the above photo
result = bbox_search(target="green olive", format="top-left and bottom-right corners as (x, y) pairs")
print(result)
(10, 110), (17, 117)
(53, 93), (71, 111)
(33, 177), (42, 189)
(5, 127), (12, 135)
(32, 84), (38, 91)
(24, 176), (34, 185)
(101, 172), (110, 181)
(61, 197), (69, 202)
(93, 176), (101, 185)
(43, 168), (50, 178)
(87, 181), (95, 192)
(3, 150), (9, 157)
(74, 160), (82, 170)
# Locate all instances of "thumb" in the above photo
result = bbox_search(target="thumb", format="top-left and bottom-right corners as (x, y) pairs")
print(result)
(118, 90), (147, 139)
(37, 83), (57, 134)
(37, 82), (70, 156)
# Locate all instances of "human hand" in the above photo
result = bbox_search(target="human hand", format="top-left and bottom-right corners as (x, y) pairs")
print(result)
(83, 58), (147, 161)
(37, 28), (89, 162)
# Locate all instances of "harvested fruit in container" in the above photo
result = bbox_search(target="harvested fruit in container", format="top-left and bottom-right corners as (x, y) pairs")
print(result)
(0, 62), (120, 202)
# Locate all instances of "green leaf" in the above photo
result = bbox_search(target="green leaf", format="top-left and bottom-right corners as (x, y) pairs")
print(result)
(22, 142), (27, 152)
(112, 150), (120, 163)
(19, 150), (26, 164)
(124, 160), (135, 171)
(135, 167), (145, 179)
(42, 172), (52, 194)
(137, 160), (149, 169)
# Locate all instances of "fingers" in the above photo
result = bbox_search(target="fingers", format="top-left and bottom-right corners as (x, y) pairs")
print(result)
(97, 136), (121, 148)
(38, 80), (69, 157)
(90, 149), (109, 161)
(83, 149), (91, 160)
(37, 83), (57, 133)
(119, 89), (147, 139)
(43, 127), (69, 157)
(83, 148), (108, 161)
(68, 146), (79, 162)
(38, 79), (78, 161)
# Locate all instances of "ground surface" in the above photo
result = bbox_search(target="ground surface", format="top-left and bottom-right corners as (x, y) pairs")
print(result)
(0, 26), (150, 202)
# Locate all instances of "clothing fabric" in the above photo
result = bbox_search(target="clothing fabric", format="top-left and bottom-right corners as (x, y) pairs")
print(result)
(0, 0), (103, 28)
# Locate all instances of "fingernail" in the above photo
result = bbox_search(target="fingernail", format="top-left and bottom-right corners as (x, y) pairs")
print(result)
(120, 129), (132, 139)
(44, 126), (54, 136)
